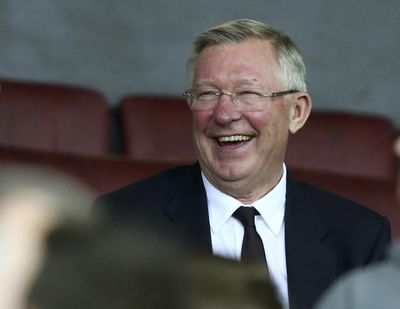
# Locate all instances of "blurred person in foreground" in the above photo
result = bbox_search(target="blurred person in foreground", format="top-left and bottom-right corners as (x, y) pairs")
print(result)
(0, 165), (93, 309)
(314, 240), (400, 309)
(28, 219), (281, 309)
(96, 19), (391, 309)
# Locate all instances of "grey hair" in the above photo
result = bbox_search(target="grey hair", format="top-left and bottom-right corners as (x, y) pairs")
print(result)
(186, 19), (307, 91)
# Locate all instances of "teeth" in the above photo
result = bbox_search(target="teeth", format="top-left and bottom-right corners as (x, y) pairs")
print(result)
(218, 135), (251, 142)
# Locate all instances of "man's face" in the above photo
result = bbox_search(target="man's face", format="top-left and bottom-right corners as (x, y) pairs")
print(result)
(191, 39), (296, 201)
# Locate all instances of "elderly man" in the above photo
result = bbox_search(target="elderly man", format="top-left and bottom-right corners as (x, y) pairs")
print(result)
(96, 19), (390, 309)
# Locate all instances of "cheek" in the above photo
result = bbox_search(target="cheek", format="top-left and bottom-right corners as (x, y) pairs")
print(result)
(247, 108), (290, 140)
(192, 111), (212, 135)
(245, 111), (274, 135)
(192, 112), (211, 156)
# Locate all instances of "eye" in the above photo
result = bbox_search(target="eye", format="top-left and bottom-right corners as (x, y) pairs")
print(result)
(195, 89), (219, 101)
(236, 90), (264, 101)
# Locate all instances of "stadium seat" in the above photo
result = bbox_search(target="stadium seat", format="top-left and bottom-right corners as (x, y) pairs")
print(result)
(286, 111), (398, 181)
(0, 79), (109, 155)
(119, 95), (196, 162)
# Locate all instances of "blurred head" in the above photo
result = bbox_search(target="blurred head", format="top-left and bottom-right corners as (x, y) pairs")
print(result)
(28, 220), (281, 309)
(0, 165), (94, 229)
(185, 19), (312, 203)
(28, 220), (187, 309)
(0, 165), (94, 309)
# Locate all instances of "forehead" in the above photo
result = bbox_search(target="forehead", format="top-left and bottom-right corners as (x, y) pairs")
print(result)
(193, 39), (282, 87)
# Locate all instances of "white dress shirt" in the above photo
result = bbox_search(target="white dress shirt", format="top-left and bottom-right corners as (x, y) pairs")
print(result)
(202, 165), (288, 308)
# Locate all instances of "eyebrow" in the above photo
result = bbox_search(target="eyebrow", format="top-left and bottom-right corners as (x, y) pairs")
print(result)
(193, 79), (263, 88)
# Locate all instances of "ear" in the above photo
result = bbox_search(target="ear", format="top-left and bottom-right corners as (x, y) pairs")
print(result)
(288, 92), (312, 134)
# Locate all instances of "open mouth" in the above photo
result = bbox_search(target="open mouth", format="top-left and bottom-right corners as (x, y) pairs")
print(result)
(216, 134), (253, 146)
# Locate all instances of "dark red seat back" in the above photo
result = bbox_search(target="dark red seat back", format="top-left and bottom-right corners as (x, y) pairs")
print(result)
(0, 79), (109, 155)
(119, 96), (196, 162)
(0, 146), (177, 195)
(286, 111), (397, 180)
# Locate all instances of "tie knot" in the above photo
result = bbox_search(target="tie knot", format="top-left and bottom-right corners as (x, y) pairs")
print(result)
(233, 206), (259, 227)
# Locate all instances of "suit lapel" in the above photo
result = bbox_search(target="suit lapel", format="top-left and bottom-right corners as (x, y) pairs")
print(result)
(164, 163), (213, 254)
(285, 174), (336, 309)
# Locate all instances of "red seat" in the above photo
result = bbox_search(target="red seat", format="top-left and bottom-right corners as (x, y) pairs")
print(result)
(291, 167), (400, 238)
(286, 111), (398, 181)
(0, 146), (177, 195)
(0, 79), (109, 155)
(119, 96), (196, 162)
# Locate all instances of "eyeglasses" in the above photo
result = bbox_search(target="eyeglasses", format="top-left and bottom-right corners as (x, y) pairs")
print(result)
(182, 87), (299, 111)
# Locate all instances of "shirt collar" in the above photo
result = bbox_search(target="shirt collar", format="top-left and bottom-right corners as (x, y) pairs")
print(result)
(203, 164), (287, 236)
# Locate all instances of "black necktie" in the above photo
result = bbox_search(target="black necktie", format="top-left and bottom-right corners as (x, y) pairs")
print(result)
(233, 206), (267, 265)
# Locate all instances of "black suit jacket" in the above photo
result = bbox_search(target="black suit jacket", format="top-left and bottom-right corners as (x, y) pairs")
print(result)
(96, 163), (391, 309)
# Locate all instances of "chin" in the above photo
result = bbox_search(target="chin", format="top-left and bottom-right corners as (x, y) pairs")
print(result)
(212, 162), (251, 182)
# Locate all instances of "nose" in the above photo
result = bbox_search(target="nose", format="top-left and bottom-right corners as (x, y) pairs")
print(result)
(212, 92), (242, 125)
(219, 91), (237, 104)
